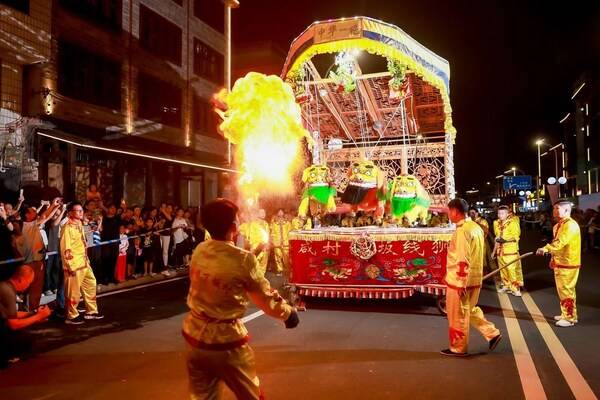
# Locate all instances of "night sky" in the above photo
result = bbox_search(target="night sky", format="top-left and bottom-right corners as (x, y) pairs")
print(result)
(233, 0), (600, 192)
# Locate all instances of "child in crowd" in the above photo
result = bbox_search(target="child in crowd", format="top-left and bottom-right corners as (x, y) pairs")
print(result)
(125, 222), (139, 279)
(115, 224), (128, 282)
(140, 218), (157, 276)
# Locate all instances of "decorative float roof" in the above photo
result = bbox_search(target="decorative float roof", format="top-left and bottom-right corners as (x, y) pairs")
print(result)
(281, 17), (456, 143)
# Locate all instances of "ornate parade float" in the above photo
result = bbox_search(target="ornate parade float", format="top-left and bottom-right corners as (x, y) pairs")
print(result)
(280, 17), (457, 310)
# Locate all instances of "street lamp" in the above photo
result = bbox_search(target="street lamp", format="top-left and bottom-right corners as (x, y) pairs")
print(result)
(511, 166), (517, 176)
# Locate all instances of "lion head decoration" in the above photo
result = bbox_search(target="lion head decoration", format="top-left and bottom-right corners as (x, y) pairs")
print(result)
(340, 160), (386, 220)
(298, 165), (337, 218)
(388, 174), (431, 225)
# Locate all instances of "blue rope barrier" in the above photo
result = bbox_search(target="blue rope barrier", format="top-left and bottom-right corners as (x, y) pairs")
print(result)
(0, 225), (189, 266)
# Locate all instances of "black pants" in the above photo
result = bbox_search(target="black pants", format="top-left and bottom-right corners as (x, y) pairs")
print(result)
(88, 247), (102, 279)
(101, 243), (119, 284)
(44, 254), (61, 292)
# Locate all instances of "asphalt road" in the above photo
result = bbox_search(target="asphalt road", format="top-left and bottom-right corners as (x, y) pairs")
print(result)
(0, 230), (598, 400)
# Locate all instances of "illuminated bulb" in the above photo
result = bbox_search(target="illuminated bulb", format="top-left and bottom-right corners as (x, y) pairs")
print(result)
(319, 88), (328, 97)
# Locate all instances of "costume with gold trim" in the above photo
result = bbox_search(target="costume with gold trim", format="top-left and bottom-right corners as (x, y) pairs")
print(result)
(298, 165), (337, 218)
(445, 218), (499, 353)
(60, 219), (98, 320)
(387, 174), (431, 225)
(542, 216), (581, 322)
(270, 216), (292, 273)
(493, 216), (522, 291)
(340, 160), (386, 219)
(239, 219), (270, 276)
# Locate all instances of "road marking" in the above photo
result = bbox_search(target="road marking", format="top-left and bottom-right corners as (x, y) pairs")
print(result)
(497, 293), (547, 400)
(522, 292), (597, 400)
(241, 310), (265, 323)
(97, 276), (188, 298)
(97, 276), (265, 323)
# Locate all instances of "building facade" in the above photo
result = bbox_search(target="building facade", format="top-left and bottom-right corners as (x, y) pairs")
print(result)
(0, 0), (52, 195)
(559, 71), (599, 202)
(1, 0), (232, 208)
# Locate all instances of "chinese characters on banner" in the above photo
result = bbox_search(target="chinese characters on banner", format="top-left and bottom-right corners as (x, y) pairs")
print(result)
(289, 237), (450, 286)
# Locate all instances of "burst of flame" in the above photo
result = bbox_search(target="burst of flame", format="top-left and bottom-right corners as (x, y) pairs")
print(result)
(216, 72), (311, 204)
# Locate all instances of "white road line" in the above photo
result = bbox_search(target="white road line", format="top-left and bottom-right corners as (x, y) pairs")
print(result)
(97, 276), (265, 323)
(97, 276), (188, 298)
(497, 293), (548, 400)
(241, 310), (265, 323)
(522, 292), (598, 400)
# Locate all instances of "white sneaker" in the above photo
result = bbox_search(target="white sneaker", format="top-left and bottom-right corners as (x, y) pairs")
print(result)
(511, 290), (522, 297)
(555, 319), (575, 327)
(497, 286), (508, 293)
(554, 315), (577, 323)
(161, 270), (171, 277)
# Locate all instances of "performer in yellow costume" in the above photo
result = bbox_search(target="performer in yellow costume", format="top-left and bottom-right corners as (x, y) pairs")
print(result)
(270, 209), (291, 274)
(469, 208), (490, 271)
(239, 209), (270, 276)
(493, 206), (522, 296)
(184, 199), (299, 399)
(536, 200), (581, 327)
(441, 198), (501, 356)
(60, 202), (103, 324)
(291, 215), (312, 230)
(509, 211), (524, 288)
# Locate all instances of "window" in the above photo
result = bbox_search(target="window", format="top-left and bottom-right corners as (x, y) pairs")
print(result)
(139, 5), (182, 66)
(193, 38), (224, 85)
(138, 73), (182, 128)
(193, 0), (223, 33)
(57, 41), (121, 110)
(60, 0), (121, 31)
(0, 0), (29, 14)
(192, 94), (220, 137)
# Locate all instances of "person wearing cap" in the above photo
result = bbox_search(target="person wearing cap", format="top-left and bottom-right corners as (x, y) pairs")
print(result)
(184, 199), (299, 399)
(536, 200), (581, 327)
(441, 198), (502, 356)
(493, 205), (522, 296)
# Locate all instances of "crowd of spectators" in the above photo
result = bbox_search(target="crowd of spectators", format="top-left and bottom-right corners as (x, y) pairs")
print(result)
(521, 205), (600, 251)
(0, 189), (208, 310)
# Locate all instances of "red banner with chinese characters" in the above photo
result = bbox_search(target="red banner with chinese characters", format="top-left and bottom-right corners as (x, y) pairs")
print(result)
(289, 229), (452, 287)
